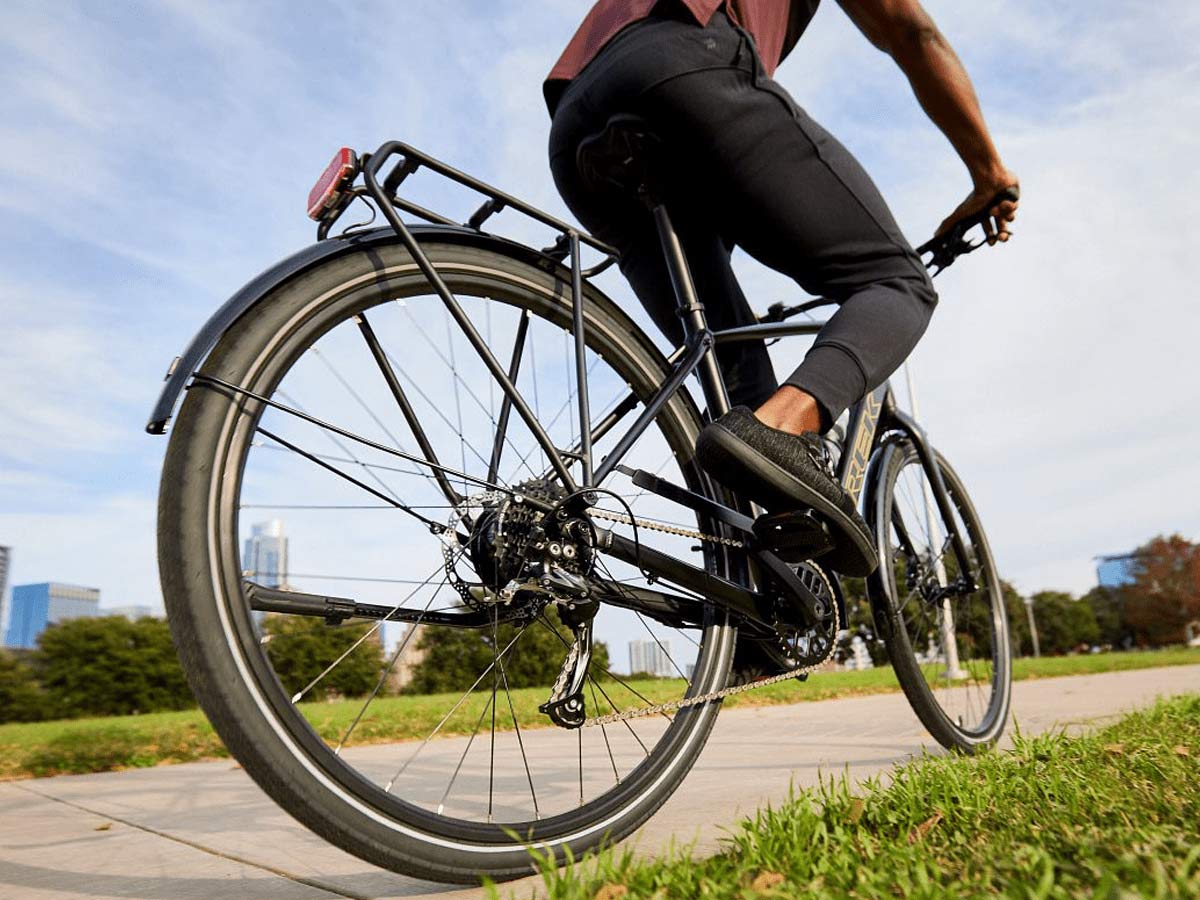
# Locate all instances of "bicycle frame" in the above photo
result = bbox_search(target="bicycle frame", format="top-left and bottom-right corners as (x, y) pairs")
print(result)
(353, 142), (977, 620)
(170, 140), (976, 634)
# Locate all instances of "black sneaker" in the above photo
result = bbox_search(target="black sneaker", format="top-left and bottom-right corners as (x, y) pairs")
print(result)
(695, 407), (877, 576)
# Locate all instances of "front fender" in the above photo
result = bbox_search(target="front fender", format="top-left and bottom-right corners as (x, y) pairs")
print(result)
(145, 225), (566, 434)
(862, 433), (909, 640)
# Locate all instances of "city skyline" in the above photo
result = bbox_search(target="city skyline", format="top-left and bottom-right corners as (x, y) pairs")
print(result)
(243, 519), (290, 589)
(629, 639), (676, 679)
(4, 582), (101, 649)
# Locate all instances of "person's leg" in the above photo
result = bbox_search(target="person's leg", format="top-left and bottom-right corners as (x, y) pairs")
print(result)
(548, 24), (779, 411)
(640, 27), (936, 434)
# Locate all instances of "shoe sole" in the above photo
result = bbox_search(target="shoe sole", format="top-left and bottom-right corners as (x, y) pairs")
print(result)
(699, 422), (878, 576)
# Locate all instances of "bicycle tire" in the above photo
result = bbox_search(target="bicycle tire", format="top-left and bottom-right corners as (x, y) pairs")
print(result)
(868, 439), (1011, 752)
(158, 239), (739, 882)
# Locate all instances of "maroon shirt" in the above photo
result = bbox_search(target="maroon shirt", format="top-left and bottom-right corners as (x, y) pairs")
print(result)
(546, 1), (819, 101)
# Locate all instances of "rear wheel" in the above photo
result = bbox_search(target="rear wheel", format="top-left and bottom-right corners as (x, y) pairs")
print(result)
(158, 239), (739, 882)
(870, 440), (1011, 752)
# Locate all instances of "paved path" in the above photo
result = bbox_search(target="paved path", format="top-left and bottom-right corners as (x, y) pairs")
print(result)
(2, 665), (1197, 900)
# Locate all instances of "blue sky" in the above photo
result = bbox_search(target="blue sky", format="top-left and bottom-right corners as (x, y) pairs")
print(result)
(1, 0), (1198, 623)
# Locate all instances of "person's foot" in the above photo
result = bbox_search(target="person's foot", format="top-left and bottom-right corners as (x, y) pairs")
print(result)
(695, 406), (877, 576)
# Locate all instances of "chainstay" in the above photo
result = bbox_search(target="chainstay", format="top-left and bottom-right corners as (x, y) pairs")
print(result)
(584, 569), (839, 728)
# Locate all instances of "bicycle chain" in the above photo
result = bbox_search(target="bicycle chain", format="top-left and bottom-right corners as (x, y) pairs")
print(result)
(583, 575), (838, 728)
(444, 494), (834, 728)
(589, 508), (744, 548)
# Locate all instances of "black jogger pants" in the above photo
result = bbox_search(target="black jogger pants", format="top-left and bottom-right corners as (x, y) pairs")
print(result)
(548, 8), (936, 426)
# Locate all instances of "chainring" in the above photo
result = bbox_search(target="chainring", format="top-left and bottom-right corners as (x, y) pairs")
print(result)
(764, 561), (839, 670)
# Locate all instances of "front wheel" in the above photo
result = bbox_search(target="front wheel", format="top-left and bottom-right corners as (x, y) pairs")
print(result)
(869, 440), (1011, 752)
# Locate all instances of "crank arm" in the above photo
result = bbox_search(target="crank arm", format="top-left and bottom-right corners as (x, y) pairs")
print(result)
(752, 550), (830, 625)
(614, 465), (756, 537)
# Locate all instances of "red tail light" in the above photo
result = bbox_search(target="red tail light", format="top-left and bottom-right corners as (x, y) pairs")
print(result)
(307, 147), (358, 220)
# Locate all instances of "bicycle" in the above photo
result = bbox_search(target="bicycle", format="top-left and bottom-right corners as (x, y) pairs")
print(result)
(148, 127), (1014, 883)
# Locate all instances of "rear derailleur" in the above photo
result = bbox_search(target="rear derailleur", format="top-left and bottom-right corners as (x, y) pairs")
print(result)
(539, 595), (600, 729)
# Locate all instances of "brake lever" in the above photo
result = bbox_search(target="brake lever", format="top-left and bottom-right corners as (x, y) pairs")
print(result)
(916, 186), (1019, 277)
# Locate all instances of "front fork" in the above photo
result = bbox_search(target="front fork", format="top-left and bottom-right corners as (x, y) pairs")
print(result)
(864, 413), (976, 644)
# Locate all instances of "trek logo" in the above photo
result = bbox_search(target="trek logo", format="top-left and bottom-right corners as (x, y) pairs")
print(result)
(843, 391), (882, 498)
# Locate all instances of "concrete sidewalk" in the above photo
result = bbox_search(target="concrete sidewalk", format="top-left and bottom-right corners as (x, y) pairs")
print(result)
(2, 665), (1197, 900)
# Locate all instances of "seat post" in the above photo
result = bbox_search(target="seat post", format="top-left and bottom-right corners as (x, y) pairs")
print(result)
(650, 202), (731, 418)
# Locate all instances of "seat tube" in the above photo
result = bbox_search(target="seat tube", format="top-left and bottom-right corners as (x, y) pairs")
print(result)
(651, 203), (731, 418)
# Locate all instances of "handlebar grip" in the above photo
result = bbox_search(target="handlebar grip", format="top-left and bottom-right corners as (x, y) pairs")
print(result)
(916, 186), (1020, 274)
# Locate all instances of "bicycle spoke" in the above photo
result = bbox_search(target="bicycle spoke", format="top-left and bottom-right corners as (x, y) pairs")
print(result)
(495, 633), (540, 819)
(437, 690), (496, 815)
(335, 576), (449, 752)
(252, 440), (436, 483)
(489, 605), (500, 823)
(356, 313), (462, 504)
(384, 624), (531, 792)
(276, 389), (408, 507)
(256, 426), (441, 531)
(240, 504), (452, 510)
(309, 344), (409, 453)
(488, 309), (529, 483)
(588, 674), (650, 756)
(289, 561), (449, 703)
(195, 374), (515, 494)
(588, 678), (621, 784)
(402, 302), (542, 487)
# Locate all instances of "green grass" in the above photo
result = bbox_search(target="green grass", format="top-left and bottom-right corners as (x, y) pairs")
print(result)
(1, 646), (1197, 781)
(519, 693), (1200, 900)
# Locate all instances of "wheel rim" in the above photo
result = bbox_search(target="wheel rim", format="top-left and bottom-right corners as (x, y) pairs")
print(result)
(883, 446), (1008, 740)
(197, 252), (735, 845)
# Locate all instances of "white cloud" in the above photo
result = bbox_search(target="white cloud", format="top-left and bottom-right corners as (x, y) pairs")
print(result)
(0, 0), (1195, 626)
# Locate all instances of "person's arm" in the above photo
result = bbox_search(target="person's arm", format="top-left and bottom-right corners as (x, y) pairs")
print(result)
(836, 0), (1018, 241)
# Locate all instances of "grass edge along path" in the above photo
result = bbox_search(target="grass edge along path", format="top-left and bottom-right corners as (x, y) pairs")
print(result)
(1, 646), (1198, 781)
(515, 693), (1200, 900)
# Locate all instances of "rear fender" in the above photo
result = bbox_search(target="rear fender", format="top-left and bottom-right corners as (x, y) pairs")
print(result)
(145, 225), (568, 434)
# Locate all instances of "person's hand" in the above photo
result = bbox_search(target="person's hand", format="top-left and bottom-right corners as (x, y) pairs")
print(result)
(936, 170), (1019, 244)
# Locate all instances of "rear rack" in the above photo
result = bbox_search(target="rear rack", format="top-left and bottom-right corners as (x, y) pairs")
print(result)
(315, 141), (619, 278)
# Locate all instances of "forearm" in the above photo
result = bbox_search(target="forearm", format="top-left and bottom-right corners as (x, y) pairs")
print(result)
(889, 21), (1006, 187)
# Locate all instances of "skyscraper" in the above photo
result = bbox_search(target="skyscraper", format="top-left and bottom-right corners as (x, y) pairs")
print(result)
(1096, 552), (1138, 588)
(243, 520), (289, 588)
(4, 582), (101, 649)
(628, 638), (675, 677)
(0, 546), (9, 638)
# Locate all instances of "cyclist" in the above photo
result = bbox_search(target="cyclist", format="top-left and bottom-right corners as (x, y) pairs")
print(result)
(546, 0), (1018, 567)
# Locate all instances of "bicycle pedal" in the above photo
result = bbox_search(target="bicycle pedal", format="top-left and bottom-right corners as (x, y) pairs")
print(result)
(752, 509), (835, 563)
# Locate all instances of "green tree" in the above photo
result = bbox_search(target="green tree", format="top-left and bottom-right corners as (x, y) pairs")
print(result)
(35, 616), (195, 718)
(1121, 535), (1200, 647)
(262, 615), (383, 700)
(0, 650), (45, 723)
(1082, 585), (1129, 649)
(1027, 591), (1099, 655)
(406, 608), (611, 695)
(1002, 581), (1033, 658)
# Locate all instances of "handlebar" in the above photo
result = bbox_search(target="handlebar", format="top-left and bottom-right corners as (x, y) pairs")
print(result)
(761, 186), (1019, 324)
(916, 186), (1020, 276)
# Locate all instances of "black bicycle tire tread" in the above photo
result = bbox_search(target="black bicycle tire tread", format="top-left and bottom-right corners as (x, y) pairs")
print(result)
(158, 239), (737, 883)
(872, 442), (1012, 753)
